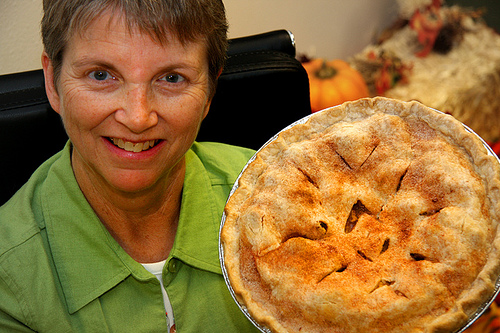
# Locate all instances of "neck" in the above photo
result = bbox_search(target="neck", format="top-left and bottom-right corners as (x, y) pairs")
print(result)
(74, 157), (186, 263)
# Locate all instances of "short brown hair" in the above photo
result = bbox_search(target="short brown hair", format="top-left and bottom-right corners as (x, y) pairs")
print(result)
(41, 0), (228, 97)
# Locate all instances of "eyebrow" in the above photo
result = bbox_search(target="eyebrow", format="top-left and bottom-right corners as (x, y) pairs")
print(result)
(71, 57), (118, 71)
(71, 56), (200, 75)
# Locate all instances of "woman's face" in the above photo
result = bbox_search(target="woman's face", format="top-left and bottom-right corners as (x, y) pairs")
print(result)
(43, 12), (211, 195)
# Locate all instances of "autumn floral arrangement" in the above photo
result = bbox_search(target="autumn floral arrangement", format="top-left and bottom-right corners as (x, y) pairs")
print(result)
(301, 1), (500, 153)
(348, 0), (500, 150)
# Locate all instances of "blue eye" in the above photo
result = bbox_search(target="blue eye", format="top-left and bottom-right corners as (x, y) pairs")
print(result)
(90, 70), (113, 81)
(162, 73), (185, 83)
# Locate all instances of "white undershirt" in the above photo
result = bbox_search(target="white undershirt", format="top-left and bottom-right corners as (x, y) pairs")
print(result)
(141, 260), (175, 330)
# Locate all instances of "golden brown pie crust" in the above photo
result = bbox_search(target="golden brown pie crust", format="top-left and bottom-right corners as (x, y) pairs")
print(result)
(221, 97), (500, 333)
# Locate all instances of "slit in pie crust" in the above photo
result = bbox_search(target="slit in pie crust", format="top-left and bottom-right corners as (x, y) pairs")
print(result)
(221, 97), (500, 333)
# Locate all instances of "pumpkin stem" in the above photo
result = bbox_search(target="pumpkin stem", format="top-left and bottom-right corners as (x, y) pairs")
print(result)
(315, 61), (338, 79)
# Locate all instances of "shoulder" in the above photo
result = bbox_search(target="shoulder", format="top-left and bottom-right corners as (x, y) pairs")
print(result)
(0, 152), (63, 330)
(0, 146), (68, 255)
(189, 141), (255, 184)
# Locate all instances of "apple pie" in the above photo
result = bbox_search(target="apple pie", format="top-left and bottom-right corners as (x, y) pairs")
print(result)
(221, 97), (500, 333)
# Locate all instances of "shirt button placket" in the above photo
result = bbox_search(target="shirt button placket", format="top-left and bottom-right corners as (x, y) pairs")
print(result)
(163, 259), (178, 286)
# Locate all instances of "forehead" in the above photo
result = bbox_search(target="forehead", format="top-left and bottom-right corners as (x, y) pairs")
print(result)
(67, 6), (209, 54)
(73, 9), (172, 47)
(70, 5), (171, 46)
(65, 10), (208, 68)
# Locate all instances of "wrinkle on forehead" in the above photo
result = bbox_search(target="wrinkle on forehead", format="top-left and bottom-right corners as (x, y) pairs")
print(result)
(71, 5), (201, 48)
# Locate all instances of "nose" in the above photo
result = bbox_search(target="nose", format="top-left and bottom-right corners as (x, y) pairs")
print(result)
(115, 84), (158, 133)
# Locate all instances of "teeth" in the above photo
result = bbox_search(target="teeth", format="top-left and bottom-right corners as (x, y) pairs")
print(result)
(110, 138), (157, 152)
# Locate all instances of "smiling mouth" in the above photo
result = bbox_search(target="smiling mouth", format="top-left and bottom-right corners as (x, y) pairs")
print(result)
(109, 138), (160, 153)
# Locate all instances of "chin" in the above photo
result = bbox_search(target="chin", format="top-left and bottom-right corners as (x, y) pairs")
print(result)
(106, 171), (162, 195)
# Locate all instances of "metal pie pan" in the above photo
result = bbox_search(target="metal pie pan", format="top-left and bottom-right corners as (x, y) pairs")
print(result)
(219, 105), (500, 333)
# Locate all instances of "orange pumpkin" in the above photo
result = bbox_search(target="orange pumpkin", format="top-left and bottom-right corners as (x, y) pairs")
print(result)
(303, 58), (369, 112)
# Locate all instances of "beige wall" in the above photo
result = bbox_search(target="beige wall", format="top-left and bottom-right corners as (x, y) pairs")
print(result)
(225, 0), (398, 59)
(0, 0), (44, 75)
(0, 0), (398, 75)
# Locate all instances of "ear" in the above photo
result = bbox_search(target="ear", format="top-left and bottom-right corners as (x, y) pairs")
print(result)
(201, 98), (211, 121)
(202, 68), (223, 120)
(41, 52), (61, 114)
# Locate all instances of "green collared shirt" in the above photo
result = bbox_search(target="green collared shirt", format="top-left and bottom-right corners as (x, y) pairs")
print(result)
(0, 141), (259, 333)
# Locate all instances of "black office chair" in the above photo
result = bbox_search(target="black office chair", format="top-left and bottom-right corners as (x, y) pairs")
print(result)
(0, 29), (311, 206)
(197, 30), (311, 147)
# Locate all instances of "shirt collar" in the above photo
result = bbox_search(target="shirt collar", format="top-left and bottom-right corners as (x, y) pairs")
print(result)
(42, 143), (223, 314)
(170, 148), (223, 274)
(42, 143), (149, 314)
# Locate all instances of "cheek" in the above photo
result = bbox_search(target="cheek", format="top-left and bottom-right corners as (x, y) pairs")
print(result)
(160, 91), (210, 135)
(59, 87), (113, 134)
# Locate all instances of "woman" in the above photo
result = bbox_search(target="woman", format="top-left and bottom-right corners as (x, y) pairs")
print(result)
(0, 1), (259, 332)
